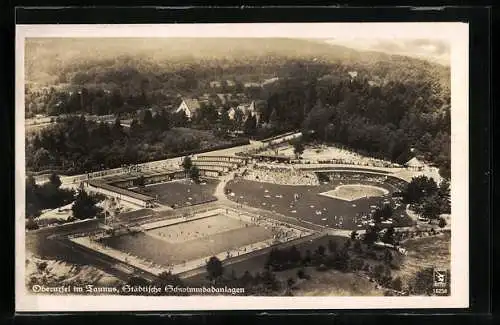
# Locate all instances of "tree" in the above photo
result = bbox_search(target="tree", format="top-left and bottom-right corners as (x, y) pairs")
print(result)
(72, 189), (103, 220)
(353, 240), (363, 253)
(26, 218), (39, 230)
(239, 270), (254, 286)
(215, 110), (231, 137)
(49, 173), (62, 188)
(438, 217), (447, 228)
(409, 267), (434, 296)
(373, 204), (393, 223)
(316, 245), (326, 256)
(372, 264), (389, 283)
(363, 226), (379, 246)
(26, 176), (41, 218)
(112, 118), (124, 137)
(134, 175), (146, 189)
(438, 179), (451, 214)
(172, 111), (189, 128)
(261, 268), (280, 292)
(383, 249), (394, 265)
(206, 256), (224, 282)
(291, 138), (305, 159)
(156, 110), (172, 131)
(189, 166), (200, 183)
(418, 194), (441, 220)
(182, 156), (193, 174)
(243, 114), (257, 136)
(268, 108), (279, 127)
(126, 276), (150, 288)
(129, 118), (141, 136)
(350, 258), (364, 271)
(333, 249), (350, 272)
(382, 226), (395, 245)
(328, 239), (338, 254)
(391, 277), (403, 292)
(302, 249), (312, 265)
(196, 104), (219, 129)
(141, 110), (154, 127)
(155, 271), (184, 288)
(403, 175), (438, 204)
(288, 245), (302, 264)
(32, 148), (52, 169)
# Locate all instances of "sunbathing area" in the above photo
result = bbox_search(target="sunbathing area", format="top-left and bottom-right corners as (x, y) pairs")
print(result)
(259, 144), (400, 168)
(242, 165), (320, 186)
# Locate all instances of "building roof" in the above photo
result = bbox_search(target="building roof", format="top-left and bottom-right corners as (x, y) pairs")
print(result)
(405, 157), (426, 167)
(236, 101), (256, 115)
(181, 99), (201, 112)
(262, 77), (279, 85)
(87, 180), (155, 202)
(244, 82), (261, 88)
(216, 94), (228, 103)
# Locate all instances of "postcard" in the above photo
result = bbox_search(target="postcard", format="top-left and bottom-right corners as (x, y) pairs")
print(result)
(15, 22), (469, 312)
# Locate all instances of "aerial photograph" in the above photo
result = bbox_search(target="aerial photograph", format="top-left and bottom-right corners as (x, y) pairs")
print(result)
(23, 36), (452, 297)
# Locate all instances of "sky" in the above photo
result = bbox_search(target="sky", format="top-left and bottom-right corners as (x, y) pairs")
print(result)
(324, 38), (450, 66)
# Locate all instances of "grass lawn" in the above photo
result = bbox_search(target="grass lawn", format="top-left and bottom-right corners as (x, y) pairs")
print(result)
(290, 267), (384, 296)
(186, 234), (386, 296)
(395, 232), (451, 286)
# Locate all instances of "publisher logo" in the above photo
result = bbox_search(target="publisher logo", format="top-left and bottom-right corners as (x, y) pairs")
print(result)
(433, 269), (449, 295)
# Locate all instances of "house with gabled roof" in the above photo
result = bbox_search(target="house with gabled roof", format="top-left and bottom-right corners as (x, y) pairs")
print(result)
(405, 157), (426, 171)
(228, 101), (261, 124)
(176, 98), (201, 120)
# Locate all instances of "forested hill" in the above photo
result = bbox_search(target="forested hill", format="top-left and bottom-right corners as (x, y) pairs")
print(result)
(25, 38), (451, 179)
(25, 38), (450, 90)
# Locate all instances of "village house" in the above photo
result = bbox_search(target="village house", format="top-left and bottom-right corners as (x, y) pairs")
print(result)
(209, 81), (222, 88)
(348, 71), (358, 81)
(405, 157), (426, 171)
(227, 101), (261, 124)
(261, 77), (279, 86)
(216, 93), (232, 105)
(175, 98), (201, 120)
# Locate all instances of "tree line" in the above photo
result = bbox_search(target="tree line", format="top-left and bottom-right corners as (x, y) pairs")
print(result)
(27, 53), (450, 178)
(26, 112), (235, 175)
(25, 173), (104, 228)
(26, 174), (74, 221)
(400, 175), (451, 221)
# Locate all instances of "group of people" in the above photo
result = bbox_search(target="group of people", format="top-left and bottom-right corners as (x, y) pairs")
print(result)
(247, 215), (304, 242)
(316, 158), (398, 168)
(306, 145), (399, 168)
(326, 172), (388, 184)
(243, 165), (319, 186)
